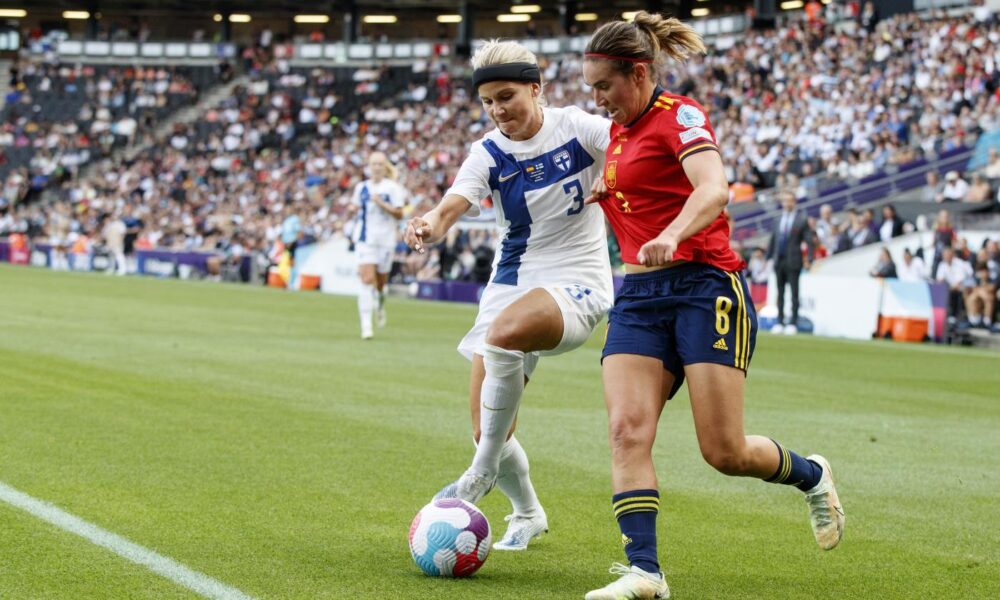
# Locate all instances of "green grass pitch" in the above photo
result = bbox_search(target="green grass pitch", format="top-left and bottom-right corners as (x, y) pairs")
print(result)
(0, 264), (997, 599)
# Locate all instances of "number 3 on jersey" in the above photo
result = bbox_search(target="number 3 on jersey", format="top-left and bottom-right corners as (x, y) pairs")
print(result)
(564, 180), (584, 215)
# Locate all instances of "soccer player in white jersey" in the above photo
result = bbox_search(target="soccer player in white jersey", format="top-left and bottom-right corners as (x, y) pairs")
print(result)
(348, 152), (409, 339)
(404, 40), (613, 551)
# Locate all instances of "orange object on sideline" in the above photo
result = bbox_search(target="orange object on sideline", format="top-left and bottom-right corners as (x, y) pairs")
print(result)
(729, 182), (755, 203)
(877, 316), (928, 342)
(71, 236), (89, 254)
(267, 269), (287, 288)
(9, 233), (27, 250)
(891, 318), (928, 343)
(876, 316), (895, 338)
(299, 274), (321, 290)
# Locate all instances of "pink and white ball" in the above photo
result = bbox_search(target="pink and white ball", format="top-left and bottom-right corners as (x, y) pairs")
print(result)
(408, 498), (491, 577)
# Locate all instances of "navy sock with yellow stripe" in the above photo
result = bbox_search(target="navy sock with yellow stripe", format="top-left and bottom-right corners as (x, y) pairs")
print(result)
(765, 440), (822, 492)
(612, 489), (660, 574)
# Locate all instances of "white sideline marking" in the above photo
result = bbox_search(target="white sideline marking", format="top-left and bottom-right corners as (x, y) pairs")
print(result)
(0, 481), (255, 600)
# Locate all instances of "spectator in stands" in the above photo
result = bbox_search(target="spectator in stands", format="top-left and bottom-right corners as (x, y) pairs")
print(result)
(984, 239), (1000, 284)
(877, 204), (905, 242)
(869, 247), (897, 279)
(985, 148), (1000, 179)
(897, 248), (928, 282)
(767, 190), (815, 334)
(936, 247), (974, 323)
(746, 247), (769, 307)
(851, 209), (877, 249)
(966, 173), (992, 203)
(973, 0), (995, 22)
(923, 171), (944, 203)
(815, 203), (836, 254)
(860, 1), (879, 32)
(930, 208), (956, 276)
(965, 260), (996, 329)
(955, 237), (977, 271)
(940, 171), (970, 203)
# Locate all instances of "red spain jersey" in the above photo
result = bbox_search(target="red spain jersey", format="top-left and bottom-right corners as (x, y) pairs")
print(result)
(600, 88), (745, 271)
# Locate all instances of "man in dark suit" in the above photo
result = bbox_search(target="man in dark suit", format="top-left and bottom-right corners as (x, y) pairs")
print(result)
(767, 190), (817, 334)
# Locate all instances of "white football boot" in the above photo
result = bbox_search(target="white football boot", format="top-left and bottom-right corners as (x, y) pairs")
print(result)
(455, 470), (496, 504)
(804, 454), (845, 550)
(434, 470), (496, 505)
(493, 509), (549, 551)
(585, 563), (669, 600)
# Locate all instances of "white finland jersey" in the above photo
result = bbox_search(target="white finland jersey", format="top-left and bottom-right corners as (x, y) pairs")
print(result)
(350, 178), (408, 247)
(447, 105), (613, 296)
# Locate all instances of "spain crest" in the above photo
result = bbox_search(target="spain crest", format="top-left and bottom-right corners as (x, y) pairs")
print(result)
(605, 161), (617, 189)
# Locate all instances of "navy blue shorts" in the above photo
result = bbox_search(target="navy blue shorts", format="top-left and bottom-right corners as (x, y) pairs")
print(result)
(602, 263), (758, 399)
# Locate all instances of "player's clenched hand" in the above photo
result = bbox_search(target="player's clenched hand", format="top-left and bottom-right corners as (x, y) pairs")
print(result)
(636, 234), (678, 267)
(405, 217), (432, 253)
(584, 176), (609, 205)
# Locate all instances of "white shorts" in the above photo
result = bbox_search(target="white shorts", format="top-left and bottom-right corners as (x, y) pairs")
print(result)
(355, 242), (394, 274)
(457, 282), (611, 378)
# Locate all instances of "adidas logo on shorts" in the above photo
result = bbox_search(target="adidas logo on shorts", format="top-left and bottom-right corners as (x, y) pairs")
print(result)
(713, 338), (728, 351)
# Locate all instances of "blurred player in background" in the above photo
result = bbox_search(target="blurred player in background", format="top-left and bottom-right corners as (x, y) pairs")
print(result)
(348, 152), (409, 339)
(581, 13), (844, 599)
(404, 40), (612, 551)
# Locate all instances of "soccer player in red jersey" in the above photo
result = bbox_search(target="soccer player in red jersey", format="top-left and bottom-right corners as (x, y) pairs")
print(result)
(579, 13), (844, 600)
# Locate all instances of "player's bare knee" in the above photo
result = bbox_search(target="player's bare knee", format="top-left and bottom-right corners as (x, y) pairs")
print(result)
(608, 417), (651, 456)
(484, 321), (526, 350)
(702, 447), (749, 476)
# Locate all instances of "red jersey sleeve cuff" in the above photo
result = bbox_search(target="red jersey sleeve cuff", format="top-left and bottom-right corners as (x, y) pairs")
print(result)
(677, 142), (719, 162)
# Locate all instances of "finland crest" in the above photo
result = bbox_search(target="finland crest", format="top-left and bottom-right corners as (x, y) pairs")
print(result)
(553, 149), (572, 172)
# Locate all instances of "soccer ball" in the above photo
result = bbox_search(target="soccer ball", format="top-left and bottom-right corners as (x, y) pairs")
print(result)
(408, 498), (491, 577)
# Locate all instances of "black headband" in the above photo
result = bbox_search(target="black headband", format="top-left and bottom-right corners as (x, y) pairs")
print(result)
(471, 62), (541, 90)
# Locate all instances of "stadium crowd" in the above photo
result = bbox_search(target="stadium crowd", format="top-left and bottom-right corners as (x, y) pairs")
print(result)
(1, 6), (999, 300)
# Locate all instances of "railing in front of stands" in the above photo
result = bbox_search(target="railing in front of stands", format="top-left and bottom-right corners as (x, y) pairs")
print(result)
(44, 40), (237, 60)
(733, 145), (977, 240)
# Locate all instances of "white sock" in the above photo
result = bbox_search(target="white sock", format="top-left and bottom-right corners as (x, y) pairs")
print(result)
(358, 284), (375, 332)
(377, 289), (385, 310)
(497, 436), (542, 516)
(470, 344), (524, 480)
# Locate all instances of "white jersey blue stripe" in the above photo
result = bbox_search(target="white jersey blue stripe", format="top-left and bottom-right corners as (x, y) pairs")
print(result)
(350, 178), (408, 247)
(446, 105), (613, 297)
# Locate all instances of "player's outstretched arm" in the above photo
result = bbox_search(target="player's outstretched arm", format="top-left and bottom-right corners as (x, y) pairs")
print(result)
(404, 193), (471, 253)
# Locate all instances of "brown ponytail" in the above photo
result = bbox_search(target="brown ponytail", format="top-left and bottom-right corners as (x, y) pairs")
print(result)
(585, 11), (705, 78)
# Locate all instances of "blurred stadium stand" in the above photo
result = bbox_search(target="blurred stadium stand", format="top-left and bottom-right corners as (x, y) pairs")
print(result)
(1, 0), (998, 345)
